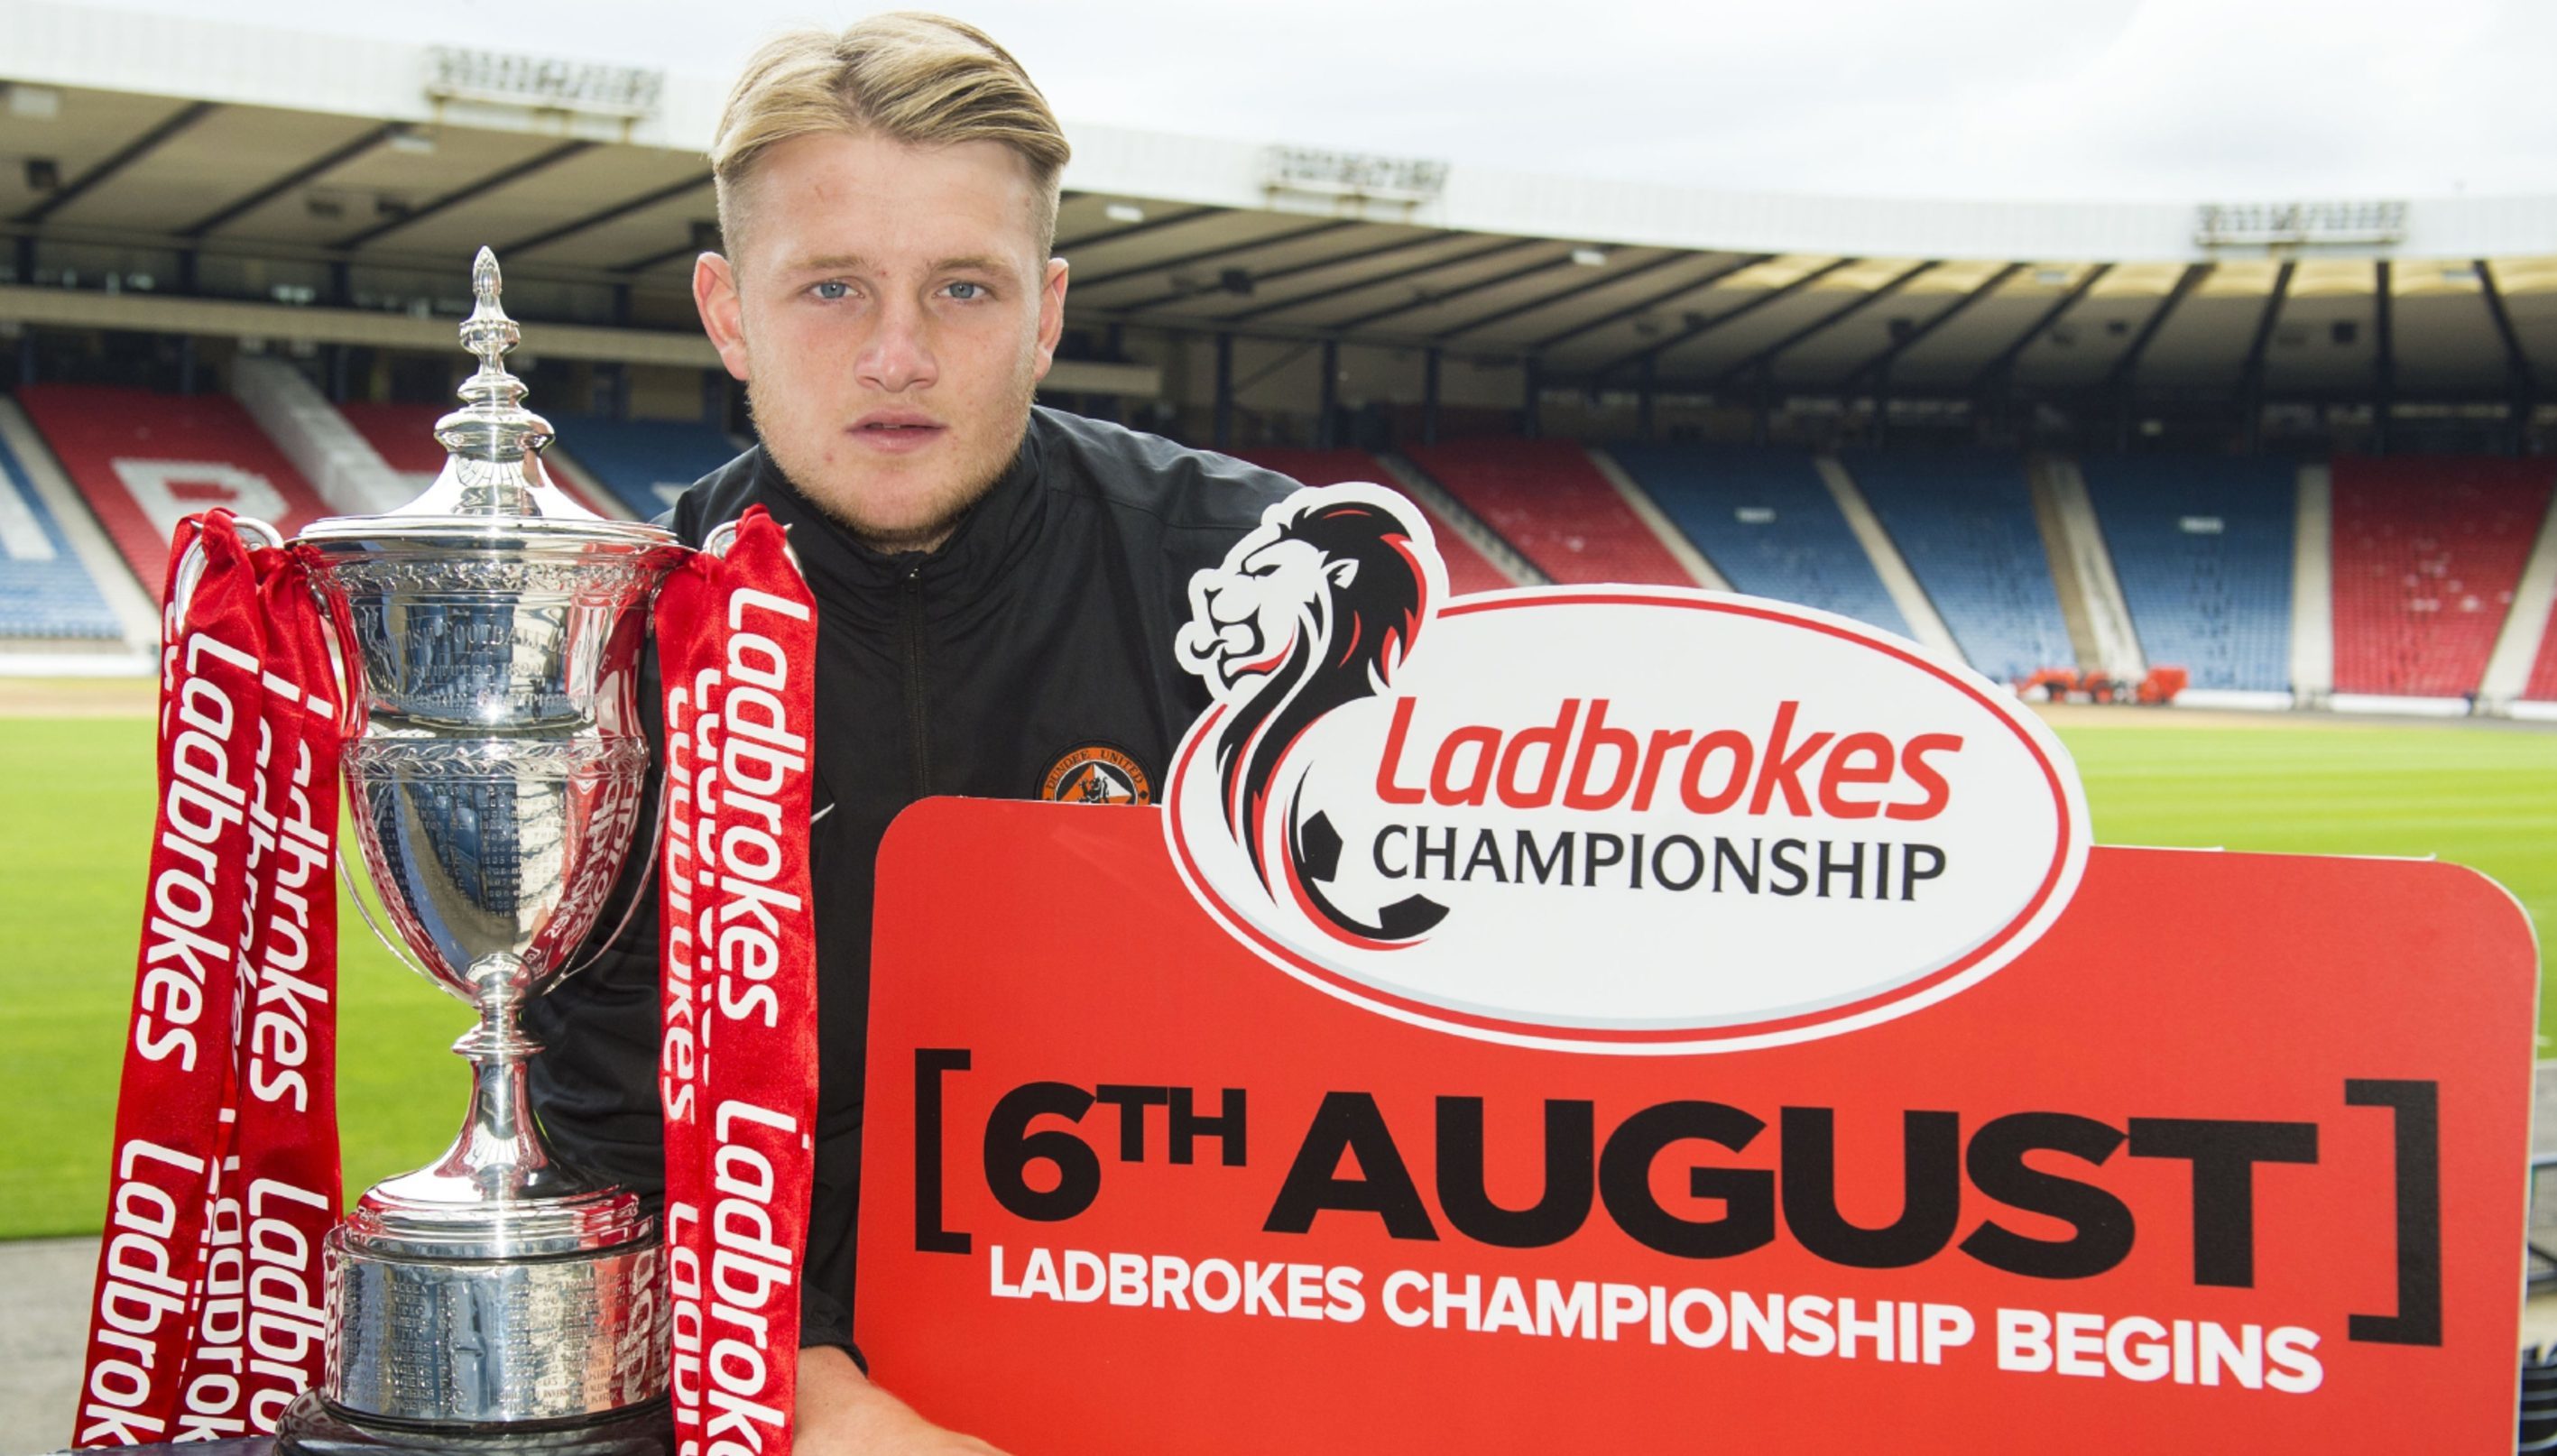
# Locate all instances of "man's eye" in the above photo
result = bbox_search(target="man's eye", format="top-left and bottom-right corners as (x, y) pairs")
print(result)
(811, 281), (851, 301)
(946, 281), (986, 301)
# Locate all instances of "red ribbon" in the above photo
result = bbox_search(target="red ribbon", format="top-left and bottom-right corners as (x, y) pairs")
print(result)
(658, 505), (822, 1456)
(76, 512), (346, 1447)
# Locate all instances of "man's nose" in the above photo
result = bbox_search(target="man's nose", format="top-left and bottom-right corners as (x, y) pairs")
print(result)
(857, 294), (937, 393)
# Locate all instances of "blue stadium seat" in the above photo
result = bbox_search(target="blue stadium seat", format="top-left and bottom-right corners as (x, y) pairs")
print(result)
(2080, 456), (2294, 693)
(1605, 444), (1908, 637)
(545, 413), (746, 521)
(0, 431), (123, 640)
(1842, 450), (2073, 683)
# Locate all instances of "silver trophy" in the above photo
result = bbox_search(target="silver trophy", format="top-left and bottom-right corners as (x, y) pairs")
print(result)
(272, 250), (686, 1453)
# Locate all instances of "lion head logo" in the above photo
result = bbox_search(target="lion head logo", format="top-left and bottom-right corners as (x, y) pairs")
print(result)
(1175, 484), (1450, 946)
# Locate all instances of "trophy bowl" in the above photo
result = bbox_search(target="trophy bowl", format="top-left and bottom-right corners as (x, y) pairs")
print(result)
(274, 250), (688, 1449)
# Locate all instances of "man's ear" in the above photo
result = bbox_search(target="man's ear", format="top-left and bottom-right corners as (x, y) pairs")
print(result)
(695, 252), (752, 382)
(1029, 255), (1068, 382)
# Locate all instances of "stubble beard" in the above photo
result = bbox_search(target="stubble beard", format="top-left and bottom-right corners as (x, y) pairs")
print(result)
(748, 363), (1038, 555)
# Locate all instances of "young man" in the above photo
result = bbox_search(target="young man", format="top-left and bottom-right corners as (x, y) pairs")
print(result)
(524, 14), (1297, 1453)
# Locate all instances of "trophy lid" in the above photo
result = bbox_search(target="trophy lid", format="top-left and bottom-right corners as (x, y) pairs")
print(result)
(295, 247), (674, 549)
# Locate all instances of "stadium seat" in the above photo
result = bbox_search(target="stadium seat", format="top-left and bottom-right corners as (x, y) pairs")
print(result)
(2330, 456), (2553, 698)
(541, 412), (747, 521)
(1238, 447), (1513, 596)
(2079, 455), (2295, 693)
(14, 383), (334, 601)
(1400, 438), (1696, 586)
(0, 430), (123, 640)
(1605, 443), (1909, 636)
(1837, 449), (2073, 684)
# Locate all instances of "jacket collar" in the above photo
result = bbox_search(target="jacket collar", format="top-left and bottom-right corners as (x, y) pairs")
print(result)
(750, 413), (1049, 618)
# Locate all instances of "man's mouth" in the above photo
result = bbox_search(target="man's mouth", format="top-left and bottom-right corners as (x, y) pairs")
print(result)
(850, 414), (947, 451)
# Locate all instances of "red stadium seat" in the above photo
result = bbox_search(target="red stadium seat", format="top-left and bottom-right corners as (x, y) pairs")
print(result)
(17, 383), (334, 603)
(1401, 438), (1697, 587)
(2329, 456), (2553, 698)
(1238, 447), (1516, 597)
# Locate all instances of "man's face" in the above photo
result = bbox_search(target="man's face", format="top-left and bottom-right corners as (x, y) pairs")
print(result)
(695, 130), (1067, 551)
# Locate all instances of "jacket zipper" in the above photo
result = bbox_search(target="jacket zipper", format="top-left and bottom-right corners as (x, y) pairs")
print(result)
(900, 561), (932, 795)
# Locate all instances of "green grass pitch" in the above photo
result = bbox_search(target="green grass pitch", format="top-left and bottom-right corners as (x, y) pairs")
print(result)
(1, 709), (2550, 1239)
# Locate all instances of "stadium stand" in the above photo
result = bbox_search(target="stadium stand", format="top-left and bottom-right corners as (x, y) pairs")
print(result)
(2079, 456), (2296, 693)
(1840, 450), (2074, 684)
(2330, 456), (2555, 698)
(540, 413), (746, 521)
(14, 385), (335, 601)
(1239, 447), (1515, 596)
(1400, 438), (1697, 587)
(0, 431), (123, 640)
(1605, 444), (1909, 636)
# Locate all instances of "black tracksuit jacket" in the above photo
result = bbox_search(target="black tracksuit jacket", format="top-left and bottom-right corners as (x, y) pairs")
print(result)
(526, 406), (1297, 1359)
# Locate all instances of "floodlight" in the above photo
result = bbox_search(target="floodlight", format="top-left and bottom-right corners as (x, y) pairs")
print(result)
(1103, 202), (1144, 224)
(1570, 248), (1607, 267)
(387, 124), (438, 155)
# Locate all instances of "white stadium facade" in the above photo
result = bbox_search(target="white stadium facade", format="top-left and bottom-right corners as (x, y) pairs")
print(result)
(5, 0), (2557, 719)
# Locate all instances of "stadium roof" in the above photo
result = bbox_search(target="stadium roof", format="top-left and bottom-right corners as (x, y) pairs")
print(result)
(4, 0), (2552, 405)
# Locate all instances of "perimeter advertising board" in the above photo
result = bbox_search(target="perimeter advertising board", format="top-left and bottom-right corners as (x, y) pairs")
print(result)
(856, 485), (2537, 1452)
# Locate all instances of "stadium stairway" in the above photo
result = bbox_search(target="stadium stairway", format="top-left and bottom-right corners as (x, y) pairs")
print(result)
(1836, 449), (2075, 685)
(337, 401), (630, 520)
(1236, 447), (1526, 596)
(232, 357), (412, 516)
(2328, 456), (2554, 703)
(2480, 484), (2557, 709)
(13, 383), (335, 603)
(2288, 464), (2337, 703)
(2078, 454), (2298, 697)
(2026, 457), (2143, 680)
(1397, 438), (1710, 588)
(1602, 443), (1909, 636)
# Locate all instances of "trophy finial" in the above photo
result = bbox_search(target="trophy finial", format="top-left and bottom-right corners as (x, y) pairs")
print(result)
(432, 246), (554, 509)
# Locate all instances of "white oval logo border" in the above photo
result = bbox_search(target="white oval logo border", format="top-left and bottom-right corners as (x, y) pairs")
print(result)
(1165, 585), (2089, 1056)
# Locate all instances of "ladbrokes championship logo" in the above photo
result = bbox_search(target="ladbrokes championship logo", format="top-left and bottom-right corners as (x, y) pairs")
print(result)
(1166, 484), (2089, 1053)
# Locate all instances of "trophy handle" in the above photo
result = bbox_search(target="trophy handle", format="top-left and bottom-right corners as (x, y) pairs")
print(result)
(337, 848), (447, 990)
(168, 514), (284, 623)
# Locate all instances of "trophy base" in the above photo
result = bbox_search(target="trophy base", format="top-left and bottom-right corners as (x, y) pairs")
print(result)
(274, 1391), (672, 1456)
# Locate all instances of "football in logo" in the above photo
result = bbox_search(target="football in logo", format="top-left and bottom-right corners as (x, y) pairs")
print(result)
(1165, 483), (2090, 1055)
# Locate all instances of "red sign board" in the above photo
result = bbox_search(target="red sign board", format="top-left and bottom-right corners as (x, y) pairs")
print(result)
(860, 799), (2534, 1454)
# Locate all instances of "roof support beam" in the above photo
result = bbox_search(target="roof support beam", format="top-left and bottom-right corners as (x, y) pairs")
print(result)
(179, 122), (397, 238)
(1840, 262), (2022, 389)
(1053, 205), (1223, 254)
(1528, 253), (1774, 353)
(2476, 259), (2536, 392)
(1966, 263), (2110, 391)
(2374, 260), (2395, 453)
(1220, 236), (1541, 324)
(2238, 261), (2295, 452)
(1112, 230), (1445, 313)
(2105, 262), (2211, 390)
(1580, 258), (1858, 382)
(502, 171), (712, 256)
(1069, 218), (1362, 293)
(1708, 261), (1935, 386)
(337, 140), (595, 250)
(1436, 248), (1689, 341)
(1331, 247), (1578, 332)
(16, 101), (218, 226)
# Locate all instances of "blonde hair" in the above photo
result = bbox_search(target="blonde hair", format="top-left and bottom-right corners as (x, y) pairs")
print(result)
(711, 14), (1071, 259)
